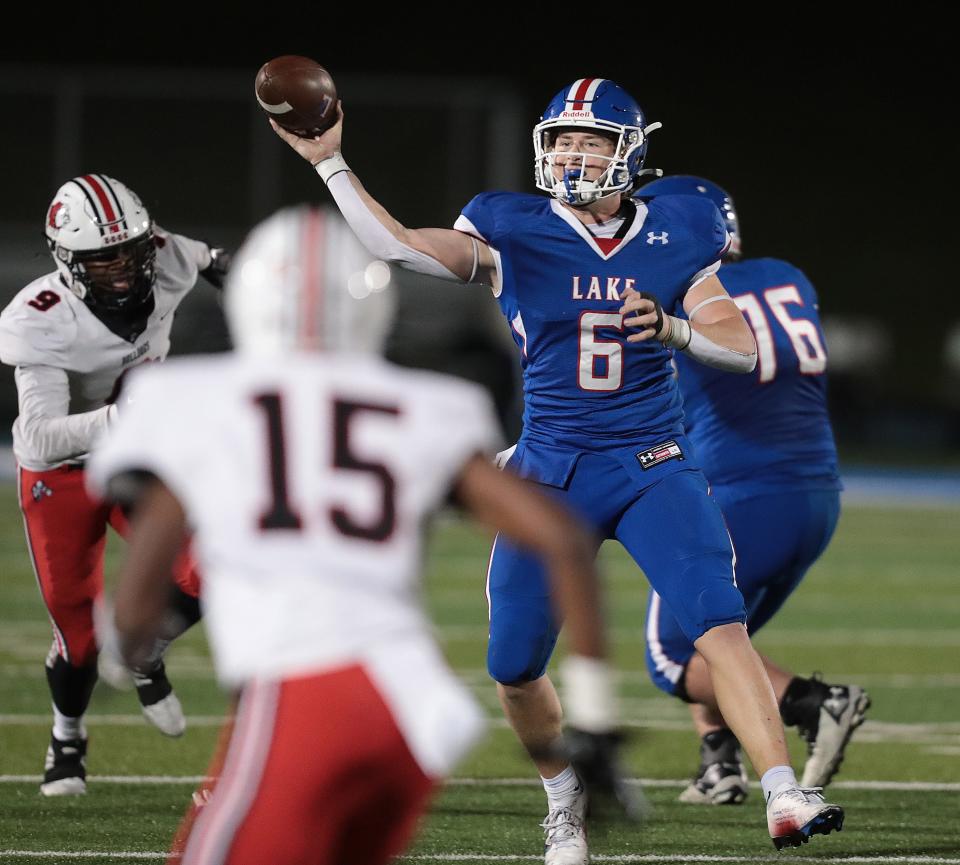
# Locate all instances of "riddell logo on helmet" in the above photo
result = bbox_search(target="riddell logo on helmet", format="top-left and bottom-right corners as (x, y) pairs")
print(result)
(47, 202), (69, 230)
(559, 110), (595, 119)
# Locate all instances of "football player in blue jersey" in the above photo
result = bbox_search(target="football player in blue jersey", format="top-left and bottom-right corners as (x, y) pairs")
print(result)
(636, 175), (871, 806)
(270, 79), (847, 859)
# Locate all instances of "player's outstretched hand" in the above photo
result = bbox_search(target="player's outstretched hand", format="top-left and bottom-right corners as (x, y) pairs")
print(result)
(270, 100), (344, 166)
(562, 726), (649, 822)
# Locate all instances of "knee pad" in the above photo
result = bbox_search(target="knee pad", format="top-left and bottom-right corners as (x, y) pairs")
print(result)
(486, 603), (558, 685)
(692, 578), (747, 640)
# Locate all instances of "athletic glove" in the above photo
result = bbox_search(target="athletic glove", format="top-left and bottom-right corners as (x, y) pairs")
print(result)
(201, 247), (232, 289)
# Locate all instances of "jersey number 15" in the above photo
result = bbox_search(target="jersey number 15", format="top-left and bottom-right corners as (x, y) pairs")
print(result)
(253, 394), (399, 543)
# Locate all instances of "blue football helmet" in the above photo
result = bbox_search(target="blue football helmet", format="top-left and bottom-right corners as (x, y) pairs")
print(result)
(637, 175), (741, 260)
(533, 78), (661, 206)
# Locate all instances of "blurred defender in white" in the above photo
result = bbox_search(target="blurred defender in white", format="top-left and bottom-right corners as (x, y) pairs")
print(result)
(87, 207), (625, 865)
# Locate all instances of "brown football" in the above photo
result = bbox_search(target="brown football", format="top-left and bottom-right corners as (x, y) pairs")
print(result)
(255, 56), (338, 137)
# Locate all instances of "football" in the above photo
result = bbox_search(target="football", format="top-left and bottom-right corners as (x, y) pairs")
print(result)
(255, 56), (338, 138)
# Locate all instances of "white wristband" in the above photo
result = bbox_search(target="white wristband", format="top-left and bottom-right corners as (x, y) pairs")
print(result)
(314, 152), (351, 183)
(561, 654), (616, 733)
(662, 316), (692, 350)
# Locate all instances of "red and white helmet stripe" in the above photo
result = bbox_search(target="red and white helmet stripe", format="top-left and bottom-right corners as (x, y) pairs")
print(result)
(565, 78), (606, 112)
(299, 207), (327, 351)
(70, 174), (129, 236)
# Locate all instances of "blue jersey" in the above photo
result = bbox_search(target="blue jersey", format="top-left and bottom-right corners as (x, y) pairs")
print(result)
(455, 192), (727, 459)
(673, 257), (841, 498)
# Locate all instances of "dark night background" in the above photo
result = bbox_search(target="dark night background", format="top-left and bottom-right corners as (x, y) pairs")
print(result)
(0, 23), (955, 461)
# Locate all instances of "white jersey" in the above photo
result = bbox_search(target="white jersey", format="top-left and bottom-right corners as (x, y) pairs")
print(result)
(87, 352), (500, 776)
(0, 229), (210, 470)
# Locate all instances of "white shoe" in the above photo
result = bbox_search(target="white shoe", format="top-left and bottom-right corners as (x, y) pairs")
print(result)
(766, 784), (844, 850)
(139, 692), (186, 738)
(800, 684), (871, 787)
(40, 735), (87, 797)
(542, 783), (588, 865)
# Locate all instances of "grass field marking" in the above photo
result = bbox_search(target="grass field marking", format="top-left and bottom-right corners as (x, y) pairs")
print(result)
(7, 664), (960, 688)
(1, 714), (959, 746)
(0, 775), (208, 784)
(455, 668), (960, 688)
(444, 777), (960, 792)
(400, 857), (960, 864)
(1, 855), (960, 865)
(0, 714), (230, 727)
(435, 624), (960, 645)
(2, 775), (959, 792)
(2, 856), (960, 865)
(0, 854), (166, 861)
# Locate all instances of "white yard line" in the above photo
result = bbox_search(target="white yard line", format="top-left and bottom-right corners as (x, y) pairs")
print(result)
(1, 775), (958, 792)
(0, 714), (958, 744)
(6, 854), (954, 864)
(0, 714), (230, 727)
(0, 855), (167, 861)
(400, 857), (960, 864)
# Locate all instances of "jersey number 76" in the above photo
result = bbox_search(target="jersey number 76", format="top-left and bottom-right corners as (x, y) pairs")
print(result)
(734, 285), (827, 383)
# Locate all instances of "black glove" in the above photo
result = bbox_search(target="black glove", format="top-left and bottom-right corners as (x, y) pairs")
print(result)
(636, 291), (664, 337)
(201, 247), (232, 289)
(562, 727), (648, 822)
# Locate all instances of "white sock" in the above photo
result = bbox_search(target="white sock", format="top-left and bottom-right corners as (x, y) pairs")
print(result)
(760, 765), (798, 801)
(542, 764), (582, 811)
(52, 705), (86, 742)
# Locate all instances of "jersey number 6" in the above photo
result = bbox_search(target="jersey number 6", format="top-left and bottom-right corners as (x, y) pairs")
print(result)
(579, 311), (625, 391)
(253, 393), (399, 542)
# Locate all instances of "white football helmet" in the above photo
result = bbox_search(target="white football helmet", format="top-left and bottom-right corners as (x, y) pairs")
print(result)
(44, 174), (155, 311)
(225, 206), (394, 356)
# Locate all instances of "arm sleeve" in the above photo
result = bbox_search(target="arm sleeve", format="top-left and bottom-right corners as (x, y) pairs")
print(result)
(325, 173), (462, 281)
(15, 365), (115, 463)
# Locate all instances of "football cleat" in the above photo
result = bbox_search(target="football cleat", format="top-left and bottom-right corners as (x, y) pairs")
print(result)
(766, 784), (844, 850)
(542, 782), (589, 865)
(40, 733), (87, 797)
(679, 759), (749, 805)
(798, 682), (871, 788)
(134, 662), (186, 737)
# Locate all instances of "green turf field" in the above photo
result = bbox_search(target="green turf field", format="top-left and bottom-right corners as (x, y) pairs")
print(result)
(0, 483), (957, 863)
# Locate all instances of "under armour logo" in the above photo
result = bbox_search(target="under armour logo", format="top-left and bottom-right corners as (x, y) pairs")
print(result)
(31, 481), (53, 502)
(646, 231), (669, 245)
